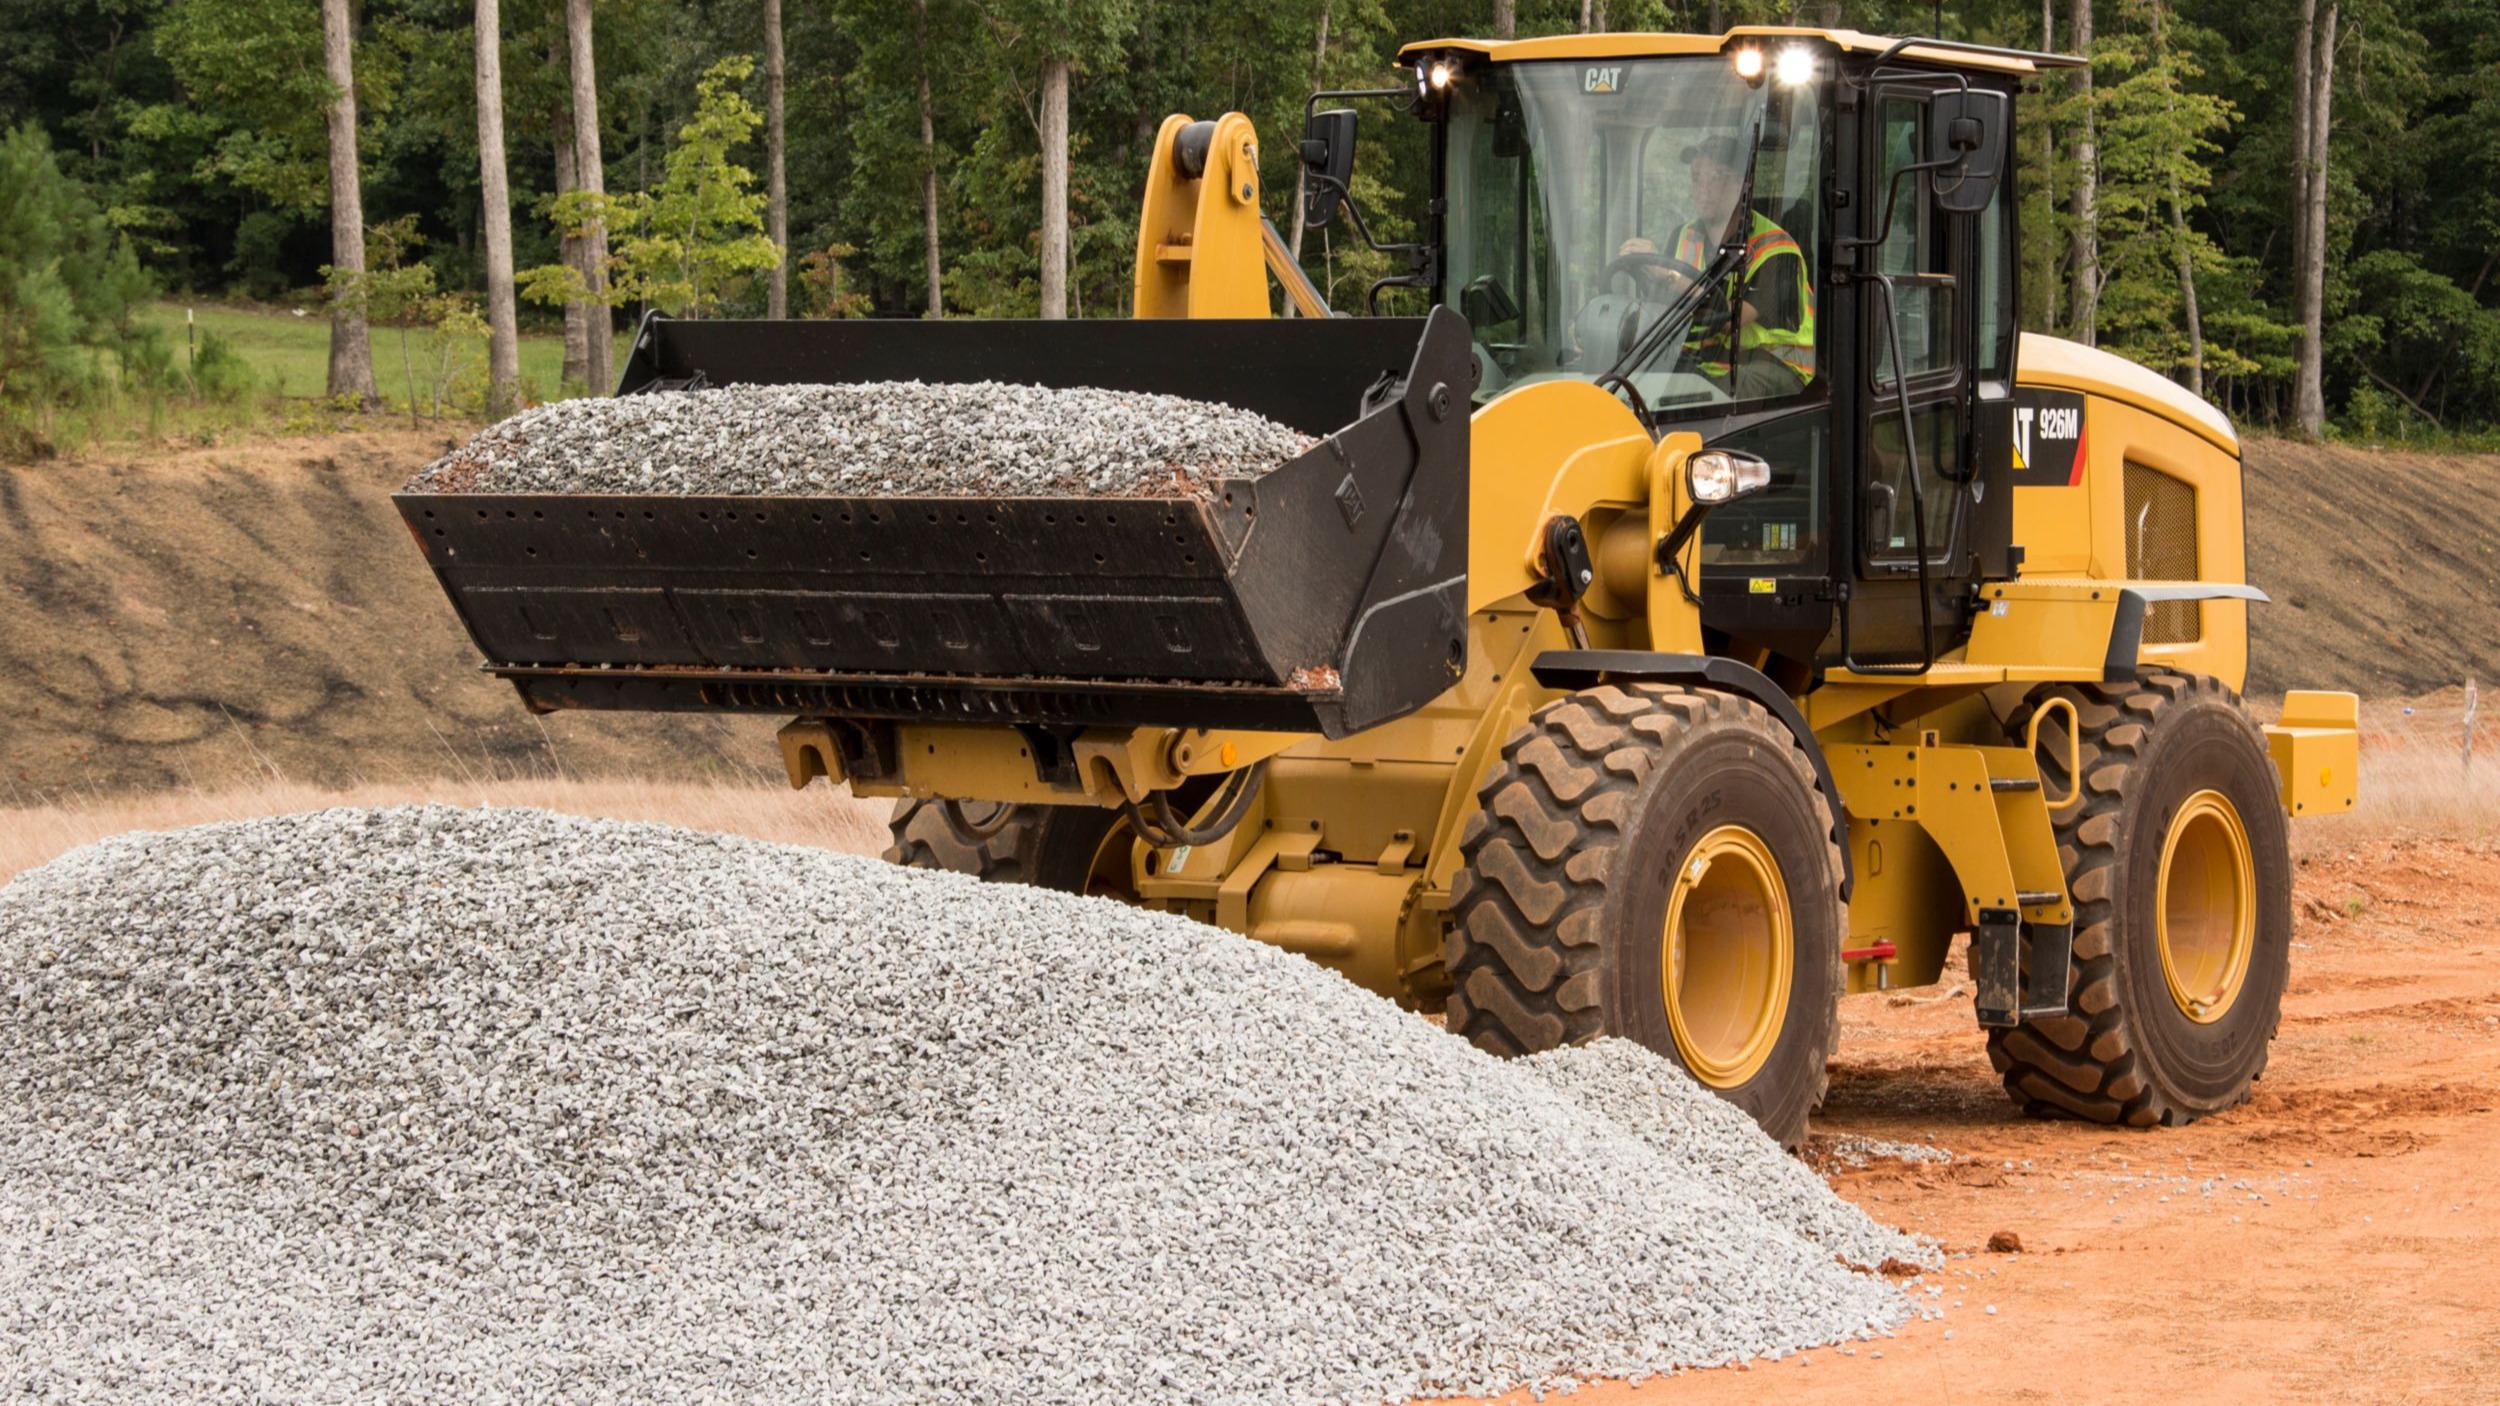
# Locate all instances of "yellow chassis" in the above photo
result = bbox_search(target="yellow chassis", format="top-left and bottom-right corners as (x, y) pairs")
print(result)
(785, 373), (2357, 1006)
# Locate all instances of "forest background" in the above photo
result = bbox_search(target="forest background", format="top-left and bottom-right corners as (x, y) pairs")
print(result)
(2, 0), (2493, 451)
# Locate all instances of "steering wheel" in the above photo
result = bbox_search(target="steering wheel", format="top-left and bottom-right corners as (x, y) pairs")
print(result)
(1599, 248), (1707, 290)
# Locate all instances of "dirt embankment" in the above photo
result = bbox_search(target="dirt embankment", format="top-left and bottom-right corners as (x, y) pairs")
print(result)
(2244, 438), (2500, 697)
(2, 430), (2488, 800)
(0, 430), (774, 801)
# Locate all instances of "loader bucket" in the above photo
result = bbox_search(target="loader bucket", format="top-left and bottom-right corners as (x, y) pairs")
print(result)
(394, 307), (1473, 740)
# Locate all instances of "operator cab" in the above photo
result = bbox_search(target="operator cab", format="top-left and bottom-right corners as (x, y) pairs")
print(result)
(1311, 29), (2068, 678)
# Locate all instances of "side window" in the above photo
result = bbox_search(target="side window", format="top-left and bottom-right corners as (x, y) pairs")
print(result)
(1864, 406), (1960, 557)
(1861, 87), (1969, 568)
(1871, 96), (1954, 386)
(1973, 177), (2014, 386)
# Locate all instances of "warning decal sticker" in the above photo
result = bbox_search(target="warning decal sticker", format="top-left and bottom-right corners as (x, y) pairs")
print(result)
(2011, 387), (2088, 487)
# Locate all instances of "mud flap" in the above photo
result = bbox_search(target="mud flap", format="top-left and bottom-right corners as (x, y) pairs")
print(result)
(1973, 909), (2075, 1027)
(1973, 908), (2021, 1027)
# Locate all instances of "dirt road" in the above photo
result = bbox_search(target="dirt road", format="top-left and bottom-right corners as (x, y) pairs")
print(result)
(1471, 836), (2500, 1405)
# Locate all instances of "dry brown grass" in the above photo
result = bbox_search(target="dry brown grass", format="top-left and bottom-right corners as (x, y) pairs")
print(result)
(2292, 731), (2500, 856)
(0, 778), (891, 885)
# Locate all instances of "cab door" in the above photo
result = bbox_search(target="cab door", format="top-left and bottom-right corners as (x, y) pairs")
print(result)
(1837, 80), (2016, 668)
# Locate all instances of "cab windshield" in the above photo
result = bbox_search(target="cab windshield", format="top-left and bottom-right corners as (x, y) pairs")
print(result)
(1443, 55), (1824, 412)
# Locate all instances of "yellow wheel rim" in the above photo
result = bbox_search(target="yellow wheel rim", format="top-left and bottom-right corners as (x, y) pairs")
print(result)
(2156, 790), (2256, 1024)
(1661, 825), (1793, 1088)
(1082, 819), (1142, 902)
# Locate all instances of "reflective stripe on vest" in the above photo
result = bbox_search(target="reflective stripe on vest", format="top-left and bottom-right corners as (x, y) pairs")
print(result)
(1673, 212), (1816, 383)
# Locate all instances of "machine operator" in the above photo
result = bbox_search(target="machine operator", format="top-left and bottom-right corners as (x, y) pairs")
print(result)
(1617, 134), (1817, 401)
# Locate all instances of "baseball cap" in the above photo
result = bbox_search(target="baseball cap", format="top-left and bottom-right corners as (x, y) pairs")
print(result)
(1679, 134), (1744, 168)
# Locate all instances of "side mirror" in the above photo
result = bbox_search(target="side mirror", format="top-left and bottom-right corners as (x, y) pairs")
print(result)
(1460, 274), (1521, 329)
(1926, 89), (2007, 214)
(1300, 108), (1358, 229)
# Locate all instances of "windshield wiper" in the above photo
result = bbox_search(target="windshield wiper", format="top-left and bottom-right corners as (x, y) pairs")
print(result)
(1595, 108), (1771, 395)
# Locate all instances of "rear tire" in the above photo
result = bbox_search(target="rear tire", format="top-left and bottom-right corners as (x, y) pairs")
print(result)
(1991, 669), (2293, 1127)
(885, 799), (1140, 899)
(1446, 684), (1845, 1147)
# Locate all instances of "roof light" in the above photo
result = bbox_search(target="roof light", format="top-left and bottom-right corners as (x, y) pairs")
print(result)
(1732, 46), (1765, 81)
(1775, 45), (1817, 87)
(1428, 59), (1458, 90)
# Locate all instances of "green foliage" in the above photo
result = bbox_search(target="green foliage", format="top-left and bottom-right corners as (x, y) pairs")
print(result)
(2086, 5), (2236, 379)
(188, 327), (257, 402)
(796, 245), (875, 318)
(0, 121), (155, 450)
(525, 57), (781, 319)
(15, 0), (2500, 434)
(329, 214), (492, 420)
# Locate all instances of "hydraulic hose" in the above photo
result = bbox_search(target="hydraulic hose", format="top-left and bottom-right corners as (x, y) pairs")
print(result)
(1119, 762), (1269, 849)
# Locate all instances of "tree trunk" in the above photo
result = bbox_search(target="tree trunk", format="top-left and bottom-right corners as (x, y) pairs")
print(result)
(320, 0), (378, 407)
(554, 126), (588, 389)
(2294, 3), (2337, 438)
(2170, 177), (2205, 395)
(2041, 0), (2059, 330)
(1493, 0), (1515, 38)
(551, 33), (587, 390)
(1286, 2), (1332, 280)
(2290, 0), (2314, 302)
(475, 0), (519, 416)
(2153, 0), (2202, 396)
(2067, 0), (2097, 346)
(566, 0), (612, 393)
(1580, 0), (1594, 32)
(764, 0), (788, 319)
(919, 2), (942, 317)
(1038, 57), (1069, 320)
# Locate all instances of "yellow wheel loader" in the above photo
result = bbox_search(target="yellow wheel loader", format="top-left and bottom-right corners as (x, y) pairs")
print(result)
(400, 27), (2359, 1144)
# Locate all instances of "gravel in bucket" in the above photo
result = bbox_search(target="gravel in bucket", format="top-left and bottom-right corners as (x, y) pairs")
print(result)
(404, 383), (1318, 498)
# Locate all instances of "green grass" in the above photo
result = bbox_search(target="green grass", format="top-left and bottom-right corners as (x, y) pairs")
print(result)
(138, 301), (575, 402)
(0, 302), (586, 461)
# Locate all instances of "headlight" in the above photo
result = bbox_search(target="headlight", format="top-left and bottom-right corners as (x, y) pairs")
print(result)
(1686, 450), (1773, 504)
(1775, 46), (1816, 87)
(1731, 46), (1765, 81)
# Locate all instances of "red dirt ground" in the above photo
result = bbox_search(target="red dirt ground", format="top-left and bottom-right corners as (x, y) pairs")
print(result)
(1466, 836), (2500, 1405)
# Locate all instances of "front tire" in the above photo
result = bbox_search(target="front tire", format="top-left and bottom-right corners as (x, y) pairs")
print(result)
(1991, 669), (2293, 1126)
(1446, 684), (1845, 1147)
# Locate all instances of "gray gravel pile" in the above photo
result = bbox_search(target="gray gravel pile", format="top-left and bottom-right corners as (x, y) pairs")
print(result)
(405, 383), (1317, 498)
(1522, 1042), (1940, 1273)
(0, 807), (1916, 1404)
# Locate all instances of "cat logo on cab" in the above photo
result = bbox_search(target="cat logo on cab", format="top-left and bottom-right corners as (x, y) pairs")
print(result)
(1583, 66), (1623, 94)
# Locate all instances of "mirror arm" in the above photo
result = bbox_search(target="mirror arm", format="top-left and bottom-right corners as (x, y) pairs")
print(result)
(1299, 172), (1440, 312)
(1837, 154), (1959, 266)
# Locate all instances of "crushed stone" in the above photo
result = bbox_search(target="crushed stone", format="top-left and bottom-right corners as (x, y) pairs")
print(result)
(404, 383), (1316, 498)
(0, 806), (1919, 1404)
(1524, 1042), (1942, 1275)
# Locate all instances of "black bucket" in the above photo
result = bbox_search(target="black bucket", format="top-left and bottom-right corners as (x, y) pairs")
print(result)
(395, 307), (1474, 740)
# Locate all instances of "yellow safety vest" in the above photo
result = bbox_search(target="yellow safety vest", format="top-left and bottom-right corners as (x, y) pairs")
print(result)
(1673, 212), (1817, 384)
